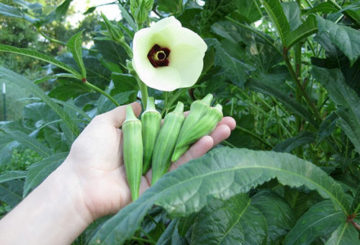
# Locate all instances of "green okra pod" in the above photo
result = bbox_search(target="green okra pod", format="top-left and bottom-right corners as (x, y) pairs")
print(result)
(122, 105), (143, 201)
(151, 102), (185, 185)
(171, 103), (223, 162)
(141, 97), (161, 174)
(177, 94), (213, 135)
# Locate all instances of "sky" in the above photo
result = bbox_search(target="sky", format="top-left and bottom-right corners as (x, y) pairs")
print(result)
(67, 0), (121, 26)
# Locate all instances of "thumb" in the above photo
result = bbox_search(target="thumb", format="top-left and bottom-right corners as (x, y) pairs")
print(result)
(100, 102), (142, 128)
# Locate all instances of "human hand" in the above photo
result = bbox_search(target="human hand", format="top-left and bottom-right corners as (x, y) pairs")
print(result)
(63, 102), (236, 222)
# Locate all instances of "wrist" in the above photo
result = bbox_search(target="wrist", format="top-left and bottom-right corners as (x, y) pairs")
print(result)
(0, 161), (94, 245)
(51, 162), (94, 226)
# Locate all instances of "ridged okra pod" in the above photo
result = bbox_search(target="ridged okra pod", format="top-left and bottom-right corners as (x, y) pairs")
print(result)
(151, 102), (185, 185)
(171, 103), (223, 162)
(122, 106), (143, 201)
(141, 97), (161, 174)
(178, 94), (213, 134)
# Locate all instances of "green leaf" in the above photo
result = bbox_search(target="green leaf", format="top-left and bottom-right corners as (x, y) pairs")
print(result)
(0, 67), (80, 136)
(247, 79), (317, 126)
(312, 67), (360, 154)
(84, 6), (96, 15)
(0, 44), (82, 78)
(3, 130), (51, 157)
(0, 133), (18, 165)
(306, 2), (338, 14)
(54, 0), (72, 20)
(118, 3), (137, 31)
(101, 14), (124, 43)
(282, 2), (301, 31)
(252, 190), (295, 242)
(326, 222), (360, 245)
(285, 15), (318, 49)
(208, 39), (254, 87)
(316, 16), (360, 65)
(23, 153), (67, 197)
(67, 31), (86, 79)
(284, 200), (345, 245)
(157, 0), (183, 15)
(130, 0), (154, 26)
(233, 0), (262, 23)
(0, 171), (26, 184)
(351, 186), (360, 214)
(273, 132), (316, 153)
(0, 2), (38, 23)
(156, 220), (178, 245)
(0, 180), (23, 207)
(262, 0), (291, 44)
(317, 112), (338, 142)
(89, 147), (350, 244)
(191, 194), (267, 245)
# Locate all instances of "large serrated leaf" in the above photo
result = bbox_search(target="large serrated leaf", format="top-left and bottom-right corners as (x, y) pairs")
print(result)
(0, 171), (26, 184)
(191, 194), (267, 245)
(285, 15), (318, 49)
(262, 0), (290, 43)
(67, 31), (86, 79)
(89, 147), (350, 245)
(282, 2), (301, 31)
(312, 67), (360, 154)
(0, 2), (38, 22)
(284, 200), (345, 245)
(316, 16), (360, 65)
(252, 190), (295, 242)
(325, 222), (360, 245)
(0, 67), (80, 136)
(0, 44), (81, 78)
(0, 179), (24, 207)
(3, 130), (51, 157)
(273, 132), (315, 153)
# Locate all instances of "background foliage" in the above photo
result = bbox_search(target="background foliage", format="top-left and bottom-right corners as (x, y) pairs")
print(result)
(0, 0), (360, 244)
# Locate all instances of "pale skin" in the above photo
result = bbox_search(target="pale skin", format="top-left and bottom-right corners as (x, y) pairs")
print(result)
(0, 102), (236, 245)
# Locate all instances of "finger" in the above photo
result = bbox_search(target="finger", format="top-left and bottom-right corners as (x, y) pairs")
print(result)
(218, 117), (236, 131)
(170, 135), (214, 170)
(210, 124), (232, 146)
(98, 102), (142, 128)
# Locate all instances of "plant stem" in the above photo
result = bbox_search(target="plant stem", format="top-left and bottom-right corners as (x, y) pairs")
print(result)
(37, 28), (66, 45)
(283, 47), (322, 122)
(135, 76), (149, 108)
(236, 125), (273, 148)
(223, 140), (236, 148)
(84, 81), (119, 106)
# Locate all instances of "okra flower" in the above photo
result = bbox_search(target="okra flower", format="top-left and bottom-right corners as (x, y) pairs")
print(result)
(132, 17), (207, 91)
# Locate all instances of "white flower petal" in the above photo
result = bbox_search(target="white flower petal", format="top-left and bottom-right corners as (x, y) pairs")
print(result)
(142, 66), (182, 91)
(132, 17), (207, 91)
(170, 44), (204, 87)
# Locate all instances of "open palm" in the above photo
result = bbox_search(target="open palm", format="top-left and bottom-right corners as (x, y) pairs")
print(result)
(64, 102), (236, 220)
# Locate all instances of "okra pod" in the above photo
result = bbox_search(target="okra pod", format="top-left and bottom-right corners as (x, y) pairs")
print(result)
(151, 102), (185, 185)
(171, 103), (223, 162)
(141, 97), (161, 174)
(122, 105), (143, 201)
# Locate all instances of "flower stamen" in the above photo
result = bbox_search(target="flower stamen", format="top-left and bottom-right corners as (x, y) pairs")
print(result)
(148, 44), (170, 68)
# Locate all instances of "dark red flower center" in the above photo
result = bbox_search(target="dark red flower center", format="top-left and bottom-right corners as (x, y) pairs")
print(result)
(147, 44), (170, 68)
